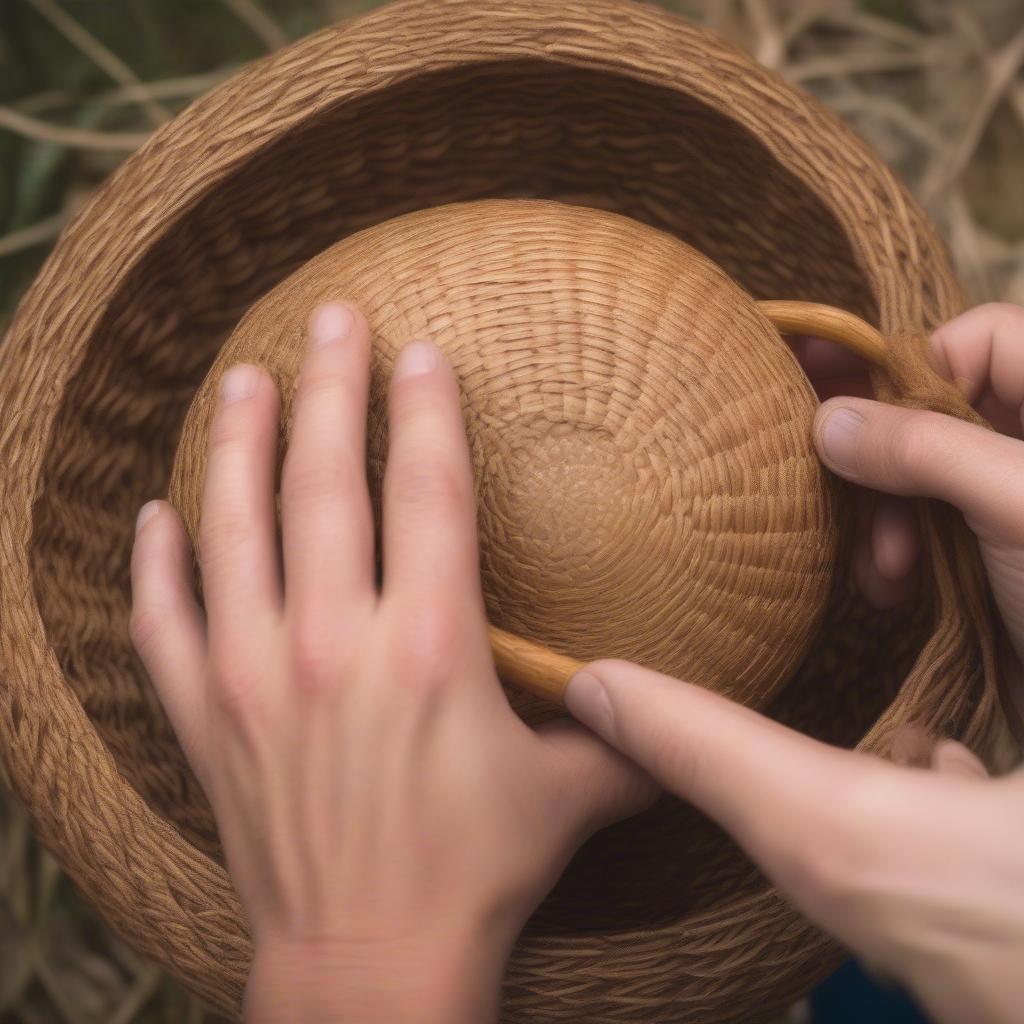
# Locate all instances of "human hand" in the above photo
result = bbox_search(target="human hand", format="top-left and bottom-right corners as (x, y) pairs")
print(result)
(814, 302), (1024, 721)
(129, 303), (651, 1023)
(791, 304), (1024, 632)
(568, 657), (1024, 1024)
(788, 331), (920, 608)
(568, 303), (1024, 1024)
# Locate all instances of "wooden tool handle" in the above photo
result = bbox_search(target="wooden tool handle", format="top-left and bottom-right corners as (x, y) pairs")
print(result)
(487, 300), (889, 707)
(488, 625), (583, 705)
(757, 300), (888, 366)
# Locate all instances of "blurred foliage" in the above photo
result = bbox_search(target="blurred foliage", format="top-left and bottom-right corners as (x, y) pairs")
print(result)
(3, 0), (1024, 319)
(0, 0), (344, 318)
(1, 0), (1023, 1021)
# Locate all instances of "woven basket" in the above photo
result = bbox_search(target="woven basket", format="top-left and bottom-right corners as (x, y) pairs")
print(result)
(0, 1), (1010, 1021)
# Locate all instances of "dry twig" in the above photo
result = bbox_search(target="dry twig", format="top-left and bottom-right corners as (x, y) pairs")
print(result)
(24, 0), (170, 127)
(0, 212), (67, 259)
(788, 46), (949, 83)
(743, 0), (786, 69)
(0, 106), (149, 152)
(922, 26), (1024, 204)
(219, 0), (289, 50)
(12, 71), (237, 121)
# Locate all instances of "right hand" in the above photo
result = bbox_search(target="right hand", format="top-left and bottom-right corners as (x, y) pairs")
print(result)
(566, 303), (1024, 1024)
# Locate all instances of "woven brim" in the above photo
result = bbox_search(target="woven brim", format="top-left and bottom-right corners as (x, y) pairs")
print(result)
(0, 0), (1006, 1021)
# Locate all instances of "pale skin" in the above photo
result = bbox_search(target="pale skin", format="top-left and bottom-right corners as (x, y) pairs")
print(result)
(131, 301), (1024, 1023)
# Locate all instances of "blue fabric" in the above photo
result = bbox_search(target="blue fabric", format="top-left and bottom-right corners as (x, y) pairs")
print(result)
(810, 960), (930, 1023)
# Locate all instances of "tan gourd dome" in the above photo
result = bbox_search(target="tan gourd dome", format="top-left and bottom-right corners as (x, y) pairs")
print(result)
(170, 199), (839, 717)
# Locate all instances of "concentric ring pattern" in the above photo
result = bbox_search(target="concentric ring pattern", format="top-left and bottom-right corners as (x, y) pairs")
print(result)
(171, 200), (839, 717)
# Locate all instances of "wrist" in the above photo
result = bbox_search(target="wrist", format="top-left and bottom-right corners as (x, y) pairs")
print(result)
(245, 926), (511, 1024)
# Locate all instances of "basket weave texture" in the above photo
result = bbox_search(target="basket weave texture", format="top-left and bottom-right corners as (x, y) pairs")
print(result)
(0, 0), (1009, 1021)
(171, 199), (840, 718)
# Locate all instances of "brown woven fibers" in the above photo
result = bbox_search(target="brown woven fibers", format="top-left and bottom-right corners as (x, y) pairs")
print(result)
(171, 200), (840, 719)
(0, 0), (1010, 1021)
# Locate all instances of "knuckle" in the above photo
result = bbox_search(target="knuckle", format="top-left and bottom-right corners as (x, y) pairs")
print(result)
(282, 455), (360, 512)
(882, 414), (932, 482)
(199, 512), (247, 568)
(128, 605), (165, 659)
(394, 606), (460, 691)
(296, 363), (348, 401)
(387, 454), (467, 514)
(209, 651), (262, 715)
(208, 407), (253, 452)
(289, 623), (341, 696)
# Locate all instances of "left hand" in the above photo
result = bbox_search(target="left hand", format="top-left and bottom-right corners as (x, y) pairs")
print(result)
(129, 301), (652, 1023)
(789, 303), (1024, 614)
(787, 331), (920, 608)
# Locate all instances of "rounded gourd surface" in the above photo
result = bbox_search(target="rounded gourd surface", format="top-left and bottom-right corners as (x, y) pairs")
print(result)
(170, 199), (838, 719)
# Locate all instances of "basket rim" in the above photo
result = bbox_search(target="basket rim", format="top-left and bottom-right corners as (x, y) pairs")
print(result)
(0, 0), (970, 1015)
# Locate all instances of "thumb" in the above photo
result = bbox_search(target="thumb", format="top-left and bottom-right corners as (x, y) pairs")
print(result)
(890, 723), (989, 779)
(564, 661), (859, 865)
(537, 717), (659, 834)
(814, 397), (1024, 541)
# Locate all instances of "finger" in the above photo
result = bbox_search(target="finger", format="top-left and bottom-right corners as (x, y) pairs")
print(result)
(930, 739), (989, 780)
(130, 501), (207, 773)
(890, 722), (936, 769)
(282, 303), (375, 618)
(382, 341), (482, 610)
(852, 536), (916, 610)
(537, 718), (659, 836)
(890, 723), (989, 778)
(872, 495), (920, 582)
(860, 495), (920, 608)
(200, 364), (281, 639)
(850, 491), (918, 610)
(814, 397), (1024, 542)
(564, 660), (859, 867)
(931, 303), (1024, 437)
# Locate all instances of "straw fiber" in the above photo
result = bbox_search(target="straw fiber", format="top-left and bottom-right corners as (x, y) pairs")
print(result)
(0, 0), (1010, 1020)
(171, 200), (840, 720)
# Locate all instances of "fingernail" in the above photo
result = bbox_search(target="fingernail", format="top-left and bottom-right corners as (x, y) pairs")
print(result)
(394, 340), (441, 380)
(309, 302), (354, 348)
(135, 500), (160, 534)
(818, 405), (865, 470)
(565, 670), (615, 738)
(220, 364), (259, 404)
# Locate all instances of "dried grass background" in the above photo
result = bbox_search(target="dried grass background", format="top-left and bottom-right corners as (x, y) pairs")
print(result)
(1, 0), (1023, 1021)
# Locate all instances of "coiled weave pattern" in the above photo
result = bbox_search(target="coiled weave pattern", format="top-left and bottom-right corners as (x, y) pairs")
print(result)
(171, 200), (840, 718)
(0, 0), (1008, 1020)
